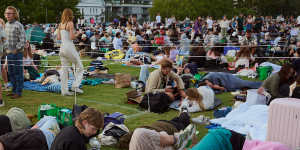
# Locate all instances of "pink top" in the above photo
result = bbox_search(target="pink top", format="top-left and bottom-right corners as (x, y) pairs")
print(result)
(242, 140), (291, 150)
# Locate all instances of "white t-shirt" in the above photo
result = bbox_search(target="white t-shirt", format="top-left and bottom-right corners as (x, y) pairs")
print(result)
(113, 37), (123, 50)
(180, 86), (215, 112)
(220, 20), (230, 28)
(290, 27), (299, 36)
(207, 19), (213, 29)
(156, 15), (161, 23)
(23, 56), (33, 66)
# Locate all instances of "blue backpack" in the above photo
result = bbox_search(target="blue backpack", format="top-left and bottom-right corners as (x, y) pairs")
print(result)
(104, 112), (125, 128)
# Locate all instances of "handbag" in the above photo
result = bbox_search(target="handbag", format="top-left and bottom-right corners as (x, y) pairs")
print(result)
(115, 73), (131, 88)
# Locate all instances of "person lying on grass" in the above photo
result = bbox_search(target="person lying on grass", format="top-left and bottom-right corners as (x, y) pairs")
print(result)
(201, 72), (262, 93)
(118, 111), (192, 150)
(50, 108), (104, 150)
(179, 87), (215, 113)
(0, 116), (60, 150)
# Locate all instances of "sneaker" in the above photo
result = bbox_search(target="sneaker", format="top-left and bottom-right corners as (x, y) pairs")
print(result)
(191, 115), (210, 125)
(231, 90), (241, 96)
(0, 99), (4, 107)
(180, 105), (189, 113)
(174, 124), (196, 150)
(11, 94), (22, 99)
(71, 87), (84, 94)
(3, 87), (11, 92)
(61, 92), (74, 96)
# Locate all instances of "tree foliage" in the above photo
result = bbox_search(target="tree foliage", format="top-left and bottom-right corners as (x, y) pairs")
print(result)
(149, 0), (300, 21)
(0, 0), (80, 24)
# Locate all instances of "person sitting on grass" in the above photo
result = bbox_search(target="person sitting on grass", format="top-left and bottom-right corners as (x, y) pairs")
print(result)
(234, 46), (255, 69)
(23, 40), (39, 81)
(290, 74), (300, 98)
(258, 64), (296, 102)
(50, 108), (104, 150)
(145, 58), (186, 101)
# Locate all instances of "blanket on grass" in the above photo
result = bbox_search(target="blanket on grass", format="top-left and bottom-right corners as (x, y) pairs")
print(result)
(210, 103), (268, 141)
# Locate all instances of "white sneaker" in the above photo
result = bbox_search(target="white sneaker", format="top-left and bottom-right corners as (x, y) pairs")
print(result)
(61, 92), (74, 96)
(231, 90), (241, 96)
(71, 87), (84, 94)
(191, 115), (210, 125)
(174, 124), (196, 150)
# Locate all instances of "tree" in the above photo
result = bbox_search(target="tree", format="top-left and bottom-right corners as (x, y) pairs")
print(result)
(149, 0), (235, 21)
(149, 0), (300, 21)
(0, 0), (80, 24)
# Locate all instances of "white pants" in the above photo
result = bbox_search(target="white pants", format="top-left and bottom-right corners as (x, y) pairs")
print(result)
(59, 45), (83, 94)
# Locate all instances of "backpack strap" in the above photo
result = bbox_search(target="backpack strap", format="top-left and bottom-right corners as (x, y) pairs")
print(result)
(147, 93), (151, 112)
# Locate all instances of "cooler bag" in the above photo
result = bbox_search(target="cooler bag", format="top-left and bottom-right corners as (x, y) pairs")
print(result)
(257, 66), (273, 81)
(246, 89), (267, 106)
(57, 108), (73, 127)
(104, 49), (125, 60)
(267, 98), (300, 150)
(38, 104), (59, 120)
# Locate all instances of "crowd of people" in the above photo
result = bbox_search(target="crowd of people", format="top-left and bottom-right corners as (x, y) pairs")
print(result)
(0, 4), (300, 150)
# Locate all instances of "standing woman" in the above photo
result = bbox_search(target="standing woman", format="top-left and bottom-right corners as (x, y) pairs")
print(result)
(57, 8), (83, 96)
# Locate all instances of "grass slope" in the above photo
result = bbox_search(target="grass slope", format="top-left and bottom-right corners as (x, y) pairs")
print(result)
(0, 56), (236, 150)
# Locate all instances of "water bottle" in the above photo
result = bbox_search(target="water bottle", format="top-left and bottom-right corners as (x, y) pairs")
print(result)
(89, 137), (101, 150)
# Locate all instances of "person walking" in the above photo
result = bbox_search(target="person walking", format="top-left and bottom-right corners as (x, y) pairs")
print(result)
(4, 6), (26, 99)
(57, 8), (84, 96)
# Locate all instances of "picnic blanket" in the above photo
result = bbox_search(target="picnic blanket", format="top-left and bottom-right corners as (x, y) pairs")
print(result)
(210, 103), (268, 141)
(22, 80), (81, 93)
(89, 73), (115, 79)
(81, 78), (109, 86)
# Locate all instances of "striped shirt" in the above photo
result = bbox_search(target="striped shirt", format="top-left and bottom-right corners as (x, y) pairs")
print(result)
(4, 20), (26, 53)
(0, 25), (5, 54)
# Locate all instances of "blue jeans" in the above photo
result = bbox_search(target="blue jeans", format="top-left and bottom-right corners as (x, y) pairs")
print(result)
(124, 48), (134, 62)
(203, 72), (262, 92)
(139, 65), (150, 84)
(36, 116), (60, 150)
(7, 52), (24, 95)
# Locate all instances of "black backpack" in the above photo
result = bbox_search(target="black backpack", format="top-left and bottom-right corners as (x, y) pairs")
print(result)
(139, 92), (171, 113)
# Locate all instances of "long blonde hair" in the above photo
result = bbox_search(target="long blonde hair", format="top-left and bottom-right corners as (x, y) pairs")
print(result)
(61, 8), (73, 24)
(186, 88), (205, 110)
(0, 18), (5, 28)
(5, 6), (19, 21)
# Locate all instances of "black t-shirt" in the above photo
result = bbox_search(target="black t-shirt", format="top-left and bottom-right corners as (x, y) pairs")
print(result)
(120, 18), (127, 27)
(51, 126), (88, 150)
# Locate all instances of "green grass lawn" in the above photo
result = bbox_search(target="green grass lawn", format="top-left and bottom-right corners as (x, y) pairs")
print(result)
(0, 56), (236, 150)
